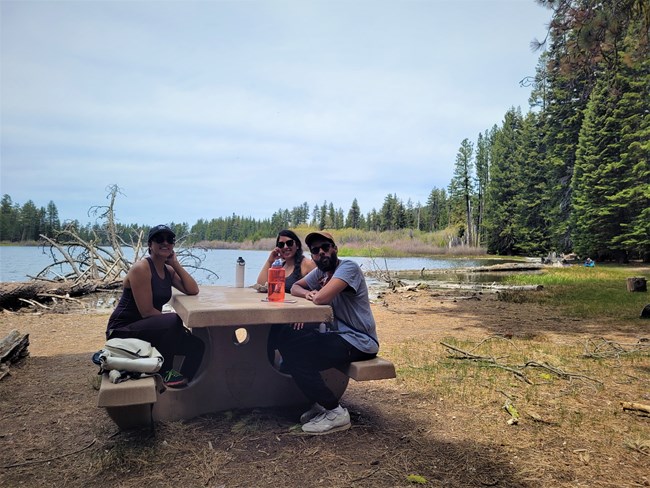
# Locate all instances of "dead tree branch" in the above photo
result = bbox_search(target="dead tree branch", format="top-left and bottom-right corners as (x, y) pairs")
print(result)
(441, 341), (603, 386)
(582, 337), (650, 359)
(440, 341), (532, 384)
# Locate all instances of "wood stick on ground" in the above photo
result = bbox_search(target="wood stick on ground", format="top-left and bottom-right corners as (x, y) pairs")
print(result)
(522, 361), (603, 385)
(0, 438), (97, 468)
(583, 337), (650, 358)
(37, 293), (85, 304)
(440, 342), (533, 384)
(18, 298), (51, 310)
(440, 341), (494, 361)
(621, 402), (650, 415)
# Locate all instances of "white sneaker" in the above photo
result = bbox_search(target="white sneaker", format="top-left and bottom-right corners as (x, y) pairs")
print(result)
(300, 403), (327, 424)
(302, 407), (351, 435)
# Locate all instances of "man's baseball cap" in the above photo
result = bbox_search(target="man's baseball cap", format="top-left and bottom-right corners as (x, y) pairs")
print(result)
(148, 224), (176, 241)
(305, 231), (336, 248)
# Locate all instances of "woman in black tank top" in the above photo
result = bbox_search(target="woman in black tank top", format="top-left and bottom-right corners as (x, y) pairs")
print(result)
(106, 224), (204, 388)
(256, 230), (317, 367)
(256, 230), (316, 292)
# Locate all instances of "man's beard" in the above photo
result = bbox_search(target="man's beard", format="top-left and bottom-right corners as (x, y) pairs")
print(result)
(316, 252), (338, 272)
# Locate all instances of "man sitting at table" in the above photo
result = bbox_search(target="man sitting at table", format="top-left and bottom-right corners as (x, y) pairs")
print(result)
(277, 231), (379, 435)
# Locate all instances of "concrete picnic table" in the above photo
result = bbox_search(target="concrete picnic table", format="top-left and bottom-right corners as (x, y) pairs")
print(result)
(152, 286), (349, 422)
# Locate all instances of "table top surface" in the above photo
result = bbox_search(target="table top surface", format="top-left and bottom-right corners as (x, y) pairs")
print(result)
(171, 286), (333, 327)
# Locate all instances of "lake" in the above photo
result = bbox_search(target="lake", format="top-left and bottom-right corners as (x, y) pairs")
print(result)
(0, 245), (512, 286)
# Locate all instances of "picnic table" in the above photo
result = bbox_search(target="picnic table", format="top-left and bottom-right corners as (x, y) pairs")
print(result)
(99, 286), (395, 429)
(152, 286), (345, 422)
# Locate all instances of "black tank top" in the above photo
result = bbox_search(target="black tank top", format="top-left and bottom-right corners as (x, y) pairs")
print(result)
(107, 257), (172, 330)
(284, 256), (304, 291)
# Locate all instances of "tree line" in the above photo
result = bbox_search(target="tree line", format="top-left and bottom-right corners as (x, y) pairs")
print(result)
(0, 192), (450, 246)
(2, 1), (648, 262)
(445, 0), (649, 262)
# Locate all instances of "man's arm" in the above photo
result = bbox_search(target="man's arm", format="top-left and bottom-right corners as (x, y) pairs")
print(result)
(292, 274), (349, 305)
(290, 277), (311, 298)
(310, 278), (348, 305)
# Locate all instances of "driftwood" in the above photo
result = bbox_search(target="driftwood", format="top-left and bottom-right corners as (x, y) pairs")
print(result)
(0, 330), (30, 379)
(366, 262), (545, 283)
(429, 282), (542, 292)
(0, 280), (120, 310)
(2, 185), (218, 311)
(621, 402), (650, 416)
(392, 282), (542, 293)
(466, 263), (546, 272)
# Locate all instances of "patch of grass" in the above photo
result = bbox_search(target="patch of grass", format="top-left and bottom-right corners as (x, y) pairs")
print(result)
(387, 336), (648, 450)
(500, 265), (650, 319)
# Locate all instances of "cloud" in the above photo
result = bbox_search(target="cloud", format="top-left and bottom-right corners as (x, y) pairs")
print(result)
(1, 0), (551, 225)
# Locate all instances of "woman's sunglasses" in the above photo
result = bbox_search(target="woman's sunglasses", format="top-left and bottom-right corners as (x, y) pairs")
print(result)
(277, 239), (295, 249)
(310, 242), (332, 254)
(153, 234), (175, 245)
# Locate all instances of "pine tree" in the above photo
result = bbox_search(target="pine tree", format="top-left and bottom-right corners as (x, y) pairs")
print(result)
(449, 139), (475, 245)
(511, 111), (551, 255)
(424, 188), (448, 232)
(571, 15), (650, 261)
(474, 129), (493, 246)
(485, 108), (524, 255)
(44, 201), (60, 238)
(0, 195), (19, 241)
(345, 198), (361, 229)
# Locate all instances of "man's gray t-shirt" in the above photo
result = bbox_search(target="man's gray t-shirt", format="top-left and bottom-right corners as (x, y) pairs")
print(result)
(304, 259), (379, 354)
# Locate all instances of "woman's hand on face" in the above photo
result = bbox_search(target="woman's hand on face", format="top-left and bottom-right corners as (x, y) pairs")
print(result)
(269, 248), (281, 262)
(165, 251), (179, 266)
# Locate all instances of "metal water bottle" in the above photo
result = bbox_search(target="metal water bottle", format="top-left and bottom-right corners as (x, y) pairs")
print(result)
(236, 256), (245, 288)
(267, 259), (285, 302)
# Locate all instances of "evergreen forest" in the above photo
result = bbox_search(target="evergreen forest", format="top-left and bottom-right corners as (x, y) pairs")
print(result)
(1, 1), (648, 262)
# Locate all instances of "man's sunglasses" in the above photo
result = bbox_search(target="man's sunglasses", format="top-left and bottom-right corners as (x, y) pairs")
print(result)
(310, 242), (332, 254)
(277, 239), (295, 249)
(153, 234), (175, 245)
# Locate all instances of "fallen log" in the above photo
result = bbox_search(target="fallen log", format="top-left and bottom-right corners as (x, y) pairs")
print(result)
(0, 329), (30, 365)
(366, 262), (546, 281)
(393, 282), (543, 293)
(433, 282), (543, 292)
(463, 263), (546, 273)
(0, 280), (121, 310)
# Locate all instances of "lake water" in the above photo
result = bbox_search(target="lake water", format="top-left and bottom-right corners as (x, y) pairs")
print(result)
(0, 245), (511, 286)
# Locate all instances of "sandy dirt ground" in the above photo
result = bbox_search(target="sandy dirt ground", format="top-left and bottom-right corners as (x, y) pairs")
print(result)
(0, 287), (648, 488)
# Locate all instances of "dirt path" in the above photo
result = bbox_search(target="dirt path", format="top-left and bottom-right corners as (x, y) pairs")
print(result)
(0, 289), (648, 487)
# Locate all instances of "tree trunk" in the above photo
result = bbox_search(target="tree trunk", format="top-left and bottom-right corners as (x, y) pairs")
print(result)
(626, 277), (647, 292)
(0, 280), (121, 310)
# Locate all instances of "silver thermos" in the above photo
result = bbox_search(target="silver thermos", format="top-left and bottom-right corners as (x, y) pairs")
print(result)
(236, 256), (245, 287)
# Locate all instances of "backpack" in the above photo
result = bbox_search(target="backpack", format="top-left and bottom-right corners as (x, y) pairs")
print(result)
(92, 338), (163, 382)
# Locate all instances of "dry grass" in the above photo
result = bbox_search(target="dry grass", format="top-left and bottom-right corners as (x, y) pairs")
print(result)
(191, 226), (489, 256)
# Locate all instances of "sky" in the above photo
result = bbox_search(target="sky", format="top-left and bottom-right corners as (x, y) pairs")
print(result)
(1, 0), (552, 227)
